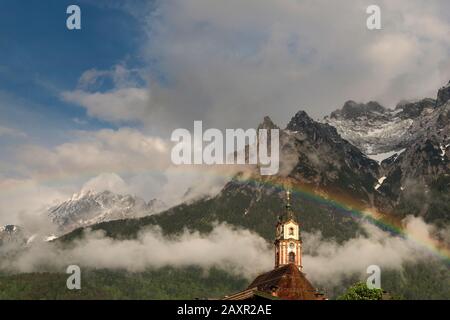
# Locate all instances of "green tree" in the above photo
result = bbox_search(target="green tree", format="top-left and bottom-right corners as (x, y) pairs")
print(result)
(338, 282), (383, 300)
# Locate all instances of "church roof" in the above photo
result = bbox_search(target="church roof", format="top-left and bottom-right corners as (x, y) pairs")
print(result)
(277, 217), (298, 226)
(246, 264), (324, 300)
(222, 288), (280, 300)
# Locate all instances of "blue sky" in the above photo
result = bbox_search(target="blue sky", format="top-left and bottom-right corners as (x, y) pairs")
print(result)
(0, 0), (147, 144)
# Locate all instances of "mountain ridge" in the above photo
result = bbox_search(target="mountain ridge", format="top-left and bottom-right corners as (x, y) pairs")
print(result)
(48, 190), (166, 233)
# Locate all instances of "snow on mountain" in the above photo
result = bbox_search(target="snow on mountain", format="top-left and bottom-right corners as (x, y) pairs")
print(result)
(48, 190), (166, 232)
(44, 235), (58, 242)
(374, 176), (387, 190)
(367, 149), (405, 164)
(319, 80), (449, 224)
(323, 99), (436, 155)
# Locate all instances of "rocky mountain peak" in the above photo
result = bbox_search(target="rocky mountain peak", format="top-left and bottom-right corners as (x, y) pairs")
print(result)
(0, 225), (19, 233)
(258, 116), (279, 130)
(395, 98), (436, 118)
(330, 100), (386, 120)
(323, 96), (441, 155)
(0, 225), (26, 247)
(286, 110), (315, 131)
(436, 80), (450, 107)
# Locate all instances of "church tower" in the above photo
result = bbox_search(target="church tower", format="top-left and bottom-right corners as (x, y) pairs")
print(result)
(274, 190), (303, 271)
(223, 188), (326, 300)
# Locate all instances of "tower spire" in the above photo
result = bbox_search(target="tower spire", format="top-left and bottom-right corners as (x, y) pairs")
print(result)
(285, 189), (294, 220)
(286, 190), (291, 209)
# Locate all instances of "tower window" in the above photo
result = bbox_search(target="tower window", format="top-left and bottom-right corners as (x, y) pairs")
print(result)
(289, 227), (294, 236)
(289, 252), (296, 263)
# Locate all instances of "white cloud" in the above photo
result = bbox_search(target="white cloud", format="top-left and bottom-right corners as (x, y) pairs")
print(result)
(364, 33), (419, 76)
(62, 88), (150, 124)
(2, 126), (238, 224)
(62, 63), (150, 124)
(77, 63), (145, 91)
(0, 178), (67, 226)
(81, 172), (130, 195)
(302, 216), (440, 287)
(0, 128), (171, 224)
(157, 165), (240, 205)
(0, 125), (26, 138)
(77, 69), (110, 90)
(15, 128), (169, 179)
(2, 223), (273, 279)
(72, 117), (88, 125)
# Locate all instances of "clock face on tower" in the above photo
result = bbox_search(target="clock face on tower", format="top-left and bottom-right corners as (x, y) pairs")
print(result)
(289, 242), (295, 249)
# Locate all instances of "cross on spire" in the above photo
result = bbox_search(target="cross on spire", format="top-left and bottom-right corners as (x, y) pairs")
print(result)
(285, 189), (294, 220)
(286, 190), (291, 209)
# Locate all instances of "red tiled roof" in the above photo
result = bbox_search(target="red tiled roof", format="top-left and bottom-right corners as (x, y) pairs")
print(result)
(246, 264), (324, 300)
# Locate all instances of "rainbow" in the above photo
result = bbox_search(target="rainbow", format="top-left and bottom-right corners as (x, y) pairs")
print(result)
(229, 174), (450, 264)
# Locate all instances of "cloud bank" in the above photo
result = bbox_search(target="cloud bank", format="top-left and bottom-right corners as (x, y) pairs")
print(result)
(1, 217), (446, 286)
(301, 217), (438, 287)
(1, 223), (273, 279)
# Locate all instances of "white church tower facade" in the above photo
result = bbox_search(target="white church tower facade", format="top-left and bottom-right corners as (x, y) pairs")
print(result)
(274, 190), (303, 271)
